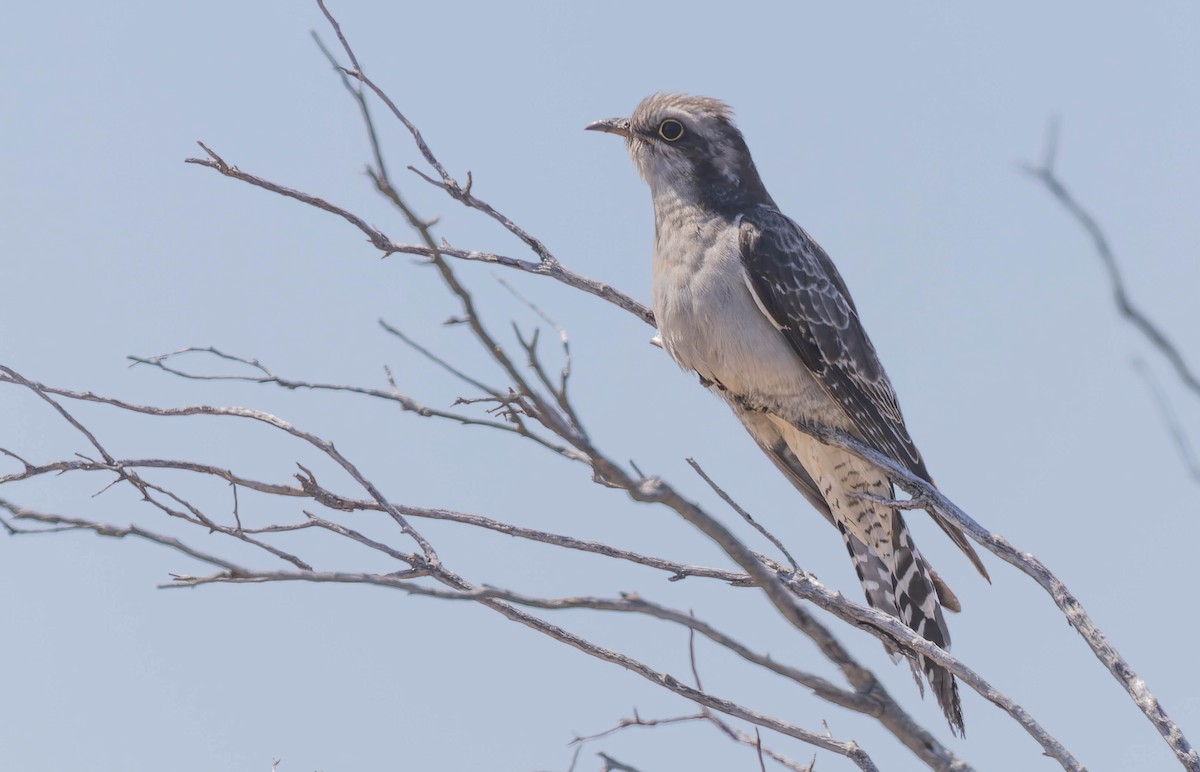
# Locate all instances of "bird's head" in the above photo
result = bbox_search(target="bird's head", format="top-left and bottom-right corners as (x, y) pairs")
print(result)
(586, 93), (770, 212)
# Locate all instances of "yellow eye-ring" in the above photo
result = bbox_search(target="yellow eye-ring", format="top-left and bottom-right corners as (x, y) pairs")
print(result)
(658, 119), (684, 142)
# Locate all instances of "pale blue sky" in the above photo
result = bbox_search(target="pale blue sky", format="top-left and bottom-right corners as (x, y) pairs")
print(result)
(3, 2), (1199, 770)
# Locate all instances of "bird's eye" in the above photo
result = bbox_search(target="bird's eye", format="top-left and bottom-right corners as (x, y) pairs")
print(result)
(658, 119), (684, 142)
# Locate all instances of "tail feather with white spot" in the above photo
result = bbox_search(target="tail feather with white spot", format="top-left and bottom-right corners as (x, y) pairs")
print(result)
(841, 513), (964, 735)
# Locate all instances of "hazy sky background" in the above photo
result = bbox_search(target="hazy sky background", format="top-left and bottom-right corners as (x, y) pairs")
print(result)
(3, 2), (1199, 770)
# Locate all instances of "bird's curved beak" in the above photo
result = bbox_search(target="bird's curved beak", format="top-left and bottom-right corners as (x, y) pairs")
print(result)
(585, 118), (632, 138)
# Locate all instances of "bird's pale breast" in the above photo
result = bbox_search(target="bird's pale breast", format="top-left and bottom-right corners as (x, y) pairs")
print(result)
(650, 203), (844, 429)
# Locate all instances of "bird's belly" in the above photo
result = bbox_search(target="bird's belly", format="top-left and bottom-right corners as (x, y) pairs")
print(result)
(653, 244), (834, 421)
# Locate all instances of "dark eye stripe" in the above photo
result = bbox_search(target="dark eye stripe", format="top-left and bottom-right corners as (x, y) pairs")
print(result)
(658, 119), (684, 142)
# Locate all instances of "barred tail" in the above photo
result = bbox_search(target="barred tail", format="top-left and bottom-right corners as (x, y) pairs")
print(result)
(840, 515), (965, 735)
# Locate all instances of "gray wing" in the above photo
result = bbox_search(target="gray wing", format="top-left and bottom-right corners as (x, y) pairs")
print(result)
(738, 206), (989, 581)
(737, 206), (930, 481)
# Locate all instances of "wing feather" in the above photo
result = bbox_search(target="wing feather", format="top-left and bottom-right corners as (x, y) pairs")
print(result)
(738, 206), (990, 581)
(737, 206), (928, 479)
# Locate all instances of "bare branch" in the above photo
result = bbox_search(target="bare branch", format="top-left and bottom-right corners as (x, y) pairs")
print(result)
(687, 458), (800, 574)
(572, 712), (708, 746)
(187, 141), (400, 256)
(377, 319), (501, 398)
(197, 13), (654, 327)
(130, 345), (584, 461)
(766, 404), (1195, 770)
(0, 366), (439, 564)
(0, 499), (244, 574)
(1022, 121), (1200, 399)
(598, 753), (645, 772)
(616, 470), (1080, 769)
(1133, 358), (1200, 483)
(164, 560), (883, 770)
(0, 451), (749, 585)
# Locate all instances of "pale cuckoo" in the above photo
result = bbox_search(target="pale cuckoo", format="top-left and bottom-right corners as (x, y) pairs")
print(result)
(587, 94), (988, 734)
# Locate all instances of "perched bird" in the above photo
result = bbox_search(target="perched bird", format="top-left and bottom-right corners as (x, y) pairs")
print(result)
(587, 94), (988, 734)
